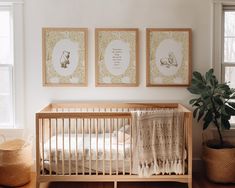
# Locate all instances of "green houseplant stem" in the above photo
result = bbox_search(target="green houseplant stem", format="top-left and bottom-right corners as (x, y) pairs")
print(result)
(187, 68), (235, 148)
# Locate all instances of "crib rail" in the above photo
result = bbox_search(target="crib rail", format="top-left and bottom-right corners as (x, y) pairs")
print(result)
(41, 102), (180, 112)
(36, 102), (192, 188)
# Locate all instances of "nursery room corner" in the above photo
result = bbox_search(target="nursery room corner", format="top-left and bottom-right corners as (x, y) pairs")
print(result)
(0, 0), (235, 188)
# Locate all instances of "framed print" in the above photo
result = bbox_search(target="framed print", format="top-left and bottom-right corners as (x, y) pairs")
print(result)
(42, 28), (87, 86)
(95, 28), (139, 87)
(146, 28), (192, 87)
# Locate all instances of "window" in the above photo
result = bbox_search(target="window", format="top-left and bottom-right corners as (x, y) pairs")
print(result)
(223, 7), (235, 125)
(223, 7), (235, 88)
(213, 1), (235, 126)
(0, 1), (24, 130)
(0, 7), (14, 128)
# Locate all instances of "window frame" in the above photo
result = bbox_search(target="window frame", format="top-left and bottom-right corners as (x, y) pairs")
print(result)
(213, 0), (235, 80)
(0, 1), (24, 130)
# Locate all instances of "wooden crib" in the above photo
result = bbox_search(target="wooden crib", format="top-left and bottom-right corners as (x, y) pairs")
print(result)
(36, 102), (192, 188)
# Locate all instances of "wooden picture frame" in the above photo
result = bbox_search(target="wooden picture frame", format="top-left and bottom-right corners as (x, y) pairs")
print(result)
(146, 28), (192, 87)
(42, 28), (88, 87)
(95, 28), (139, 87)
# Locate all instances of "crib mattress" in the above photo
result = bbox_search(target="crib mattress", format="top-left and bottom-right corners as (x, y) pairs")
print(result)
(44, 160), (131, 174)
(43, 133), (131, 174)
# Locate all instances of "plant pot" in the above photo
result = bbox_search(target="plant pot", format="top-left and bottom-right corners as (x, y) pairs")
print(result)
(202, 144), (235, 183)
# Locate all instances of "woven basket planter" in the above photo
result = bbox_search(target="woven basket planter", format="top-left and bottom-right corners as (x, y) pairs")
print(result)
(203, 144), (235, 183)
(0, 139), (32, 187)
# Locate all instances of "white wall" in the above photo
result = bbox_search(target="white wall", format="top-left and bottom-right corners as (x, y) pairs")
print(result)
(24, 0), (212, 161)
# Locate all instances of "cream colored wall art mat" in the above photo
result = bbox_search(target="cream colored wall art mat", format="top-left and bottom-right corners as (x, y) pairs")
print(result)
(42, 28), (87, 86)
(95, 28), (139, 87)
(146, 28), (192, 87)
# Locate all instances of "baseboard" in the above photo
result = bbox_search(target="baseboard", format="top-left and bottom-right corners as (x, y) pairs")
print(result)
(32, 159), (203, 173)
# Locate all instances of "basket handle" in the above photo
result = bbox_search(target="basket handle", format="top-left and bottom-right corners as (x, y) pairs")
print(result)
(0, 134), (6, 144)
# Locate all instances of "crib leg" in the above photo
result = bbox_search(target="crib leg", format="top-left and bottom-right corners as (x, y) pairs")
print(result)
(188, 179), (192, 188)
(114, 181), (117, 188)
(36, 180), (40, 188)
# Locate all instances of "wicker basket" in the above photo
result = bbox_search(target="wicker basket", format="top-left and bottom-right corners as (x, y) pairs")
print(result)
(203, 144), (235, 183)
(0, 138), (32, 187)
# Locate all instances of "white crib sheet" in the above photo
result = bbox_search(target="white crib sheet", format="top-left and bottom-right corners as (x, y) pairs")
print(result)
(44, 160), (131, 174)
(43, 133), (131, 174)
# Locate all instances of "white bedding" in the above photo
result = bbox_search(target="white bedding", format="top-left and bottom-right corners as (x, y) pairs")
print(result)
(44, 160), (131, 174)
(43, 133), (131, 174)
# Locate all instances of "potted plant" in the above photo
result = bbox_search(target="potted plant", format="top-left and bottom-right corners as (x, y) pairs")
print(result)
(187, 68), (235, 183)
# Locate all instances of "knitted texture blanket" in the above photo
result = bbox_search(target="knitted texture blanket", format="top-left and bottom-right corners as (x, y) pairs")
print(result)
(132, 109), (186, 177)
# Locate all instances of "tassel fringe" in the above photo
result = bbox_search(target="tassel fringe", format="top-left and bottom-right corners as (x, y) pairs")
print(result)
(138, 160), (184, 177)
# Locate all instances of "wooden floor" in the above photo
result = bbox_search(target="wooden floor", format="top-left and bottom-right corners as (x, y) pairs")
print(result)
(5, 173), (233, 188)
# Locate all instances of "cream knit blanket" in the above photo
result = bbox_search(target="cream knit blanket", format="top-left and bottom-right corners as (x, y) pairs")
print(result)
(132, 109), (186, 177)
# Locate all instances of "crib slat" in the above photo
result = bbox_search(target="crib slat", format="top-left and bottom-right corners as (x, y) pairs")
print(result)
(89, 118), (91, 175)
(184, 115), (186, 174)
(55, 118), (58, 175)
(62, 119), (65, 175)
(69, 119), (71, 175)
(116, 118), (118, 175)
(130, 117), (132, 175)
(123, 119), (125, 175)
(36, 118), (40, 176)
(103, 118), (105, 175)
(75, 119), (78, 175)
(110, 118), (112, 175)
(96, 118), (98, 175)
(183, 113), (187, 174)
(185, 114), (188, 174)
(41, 119), (45, 175)
(49, 119), (52, 175)
(82, 118), (85, 175)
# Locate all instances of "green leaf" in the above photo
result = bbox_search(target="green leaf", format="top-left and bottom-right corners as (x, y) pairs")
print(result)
(222, 114), (230, 121)
(203, 121), (211, 130)
(191, 78), (200, 85)
(221, 117), (230, 130)
(228, 102), (235, 109)
(205, 69), (213, 81)
(189, 98), (198, 105)
(221, 106), (228, 116)
(209, 78), (214, 87)
(187, 87), (201, 95)
(197, 108), (205, 122)
(193, 107), (199, 118)
(223, 93), (230, 99)
(201, 91), (210, 99)
(229, 92), (235, 99)
(193, 102), (201, 107)
(203, 111), (213, 122)
(203, 111), (213, 130)
(218, 84), (230, 92)
(214, 96), (223, 105)
(193, 71), (203, 81)
(225, 104), (235, 116)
